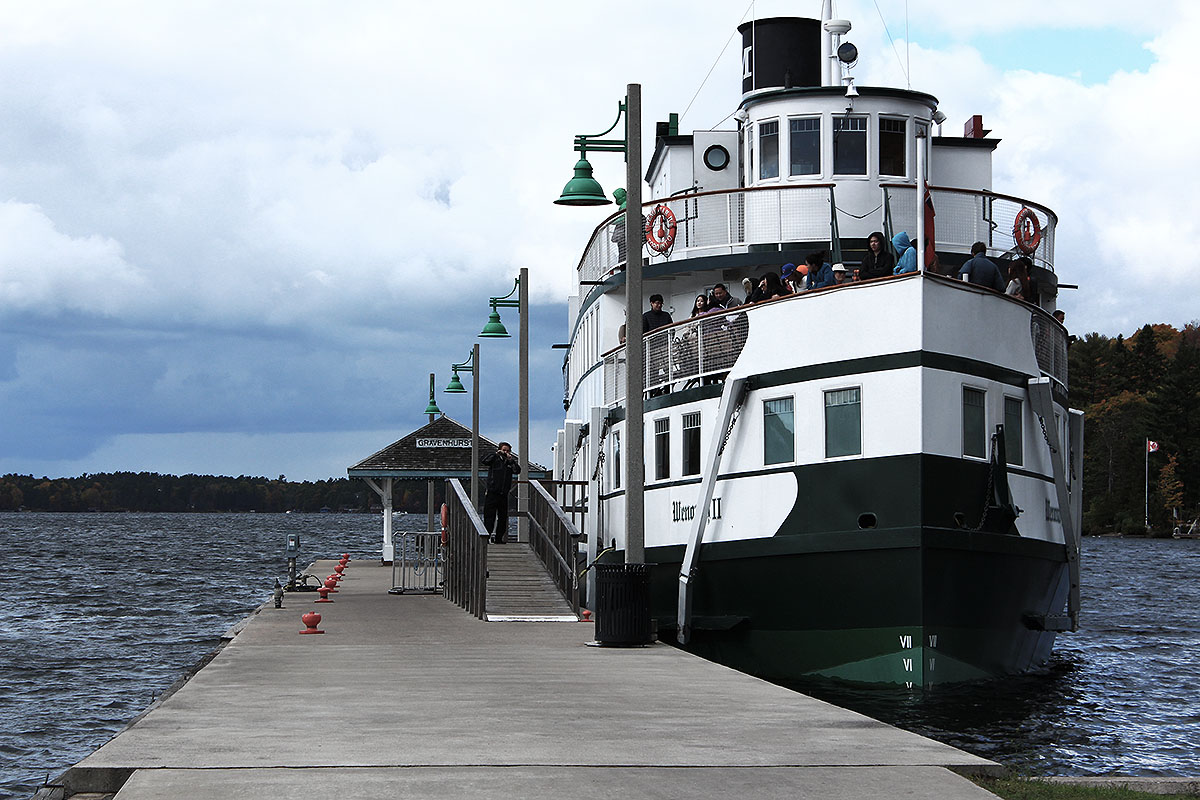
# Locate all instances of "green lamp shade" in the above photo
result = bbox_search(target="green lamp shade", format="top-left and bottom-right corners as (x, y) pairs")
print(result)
(479, 309), (510, 338)
(445, 371), (467, 393)
(423, 398), (442, 415)
(554, 158), (611, 206)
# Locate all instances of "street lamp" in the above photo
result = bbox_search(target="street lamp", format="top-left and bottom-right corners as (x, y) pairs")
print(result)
(445, 345), (481, 509)
(479, 267), (529, 544)
(423, 372), (441, 419)
(554, 85), (644, 565)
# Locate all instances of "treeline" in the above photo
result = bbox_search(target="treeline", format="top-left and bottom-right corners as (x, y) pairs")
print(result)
(0, 472), (432, 513)
(1071, 322), (1200, 534)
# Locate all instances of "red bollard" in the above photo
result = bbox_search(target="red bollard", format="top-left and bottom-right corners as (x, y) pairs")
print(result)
(299, 611), (324, 634)
(334, 564), (345, 576)
(342, 553), (350, 561)
(315, 586), (332, 603)
(324, 576), (339, 593)
(581, 609), (593, 622)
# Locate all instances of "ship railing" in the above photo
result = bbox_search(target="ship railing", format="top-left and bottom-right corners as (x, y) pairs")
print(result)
(882, 184), (1058, 271)
(442, 478), (489, 620)
(1030, 311), (1070, 390)
(527, 479), (583, 617)
(603, 309), (750, 404)
(577, 184), (837, 286)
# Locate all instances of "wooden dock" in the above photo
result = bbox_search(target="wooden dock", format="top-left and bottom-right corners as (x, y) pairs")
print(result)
(51, 557), (1003, 799)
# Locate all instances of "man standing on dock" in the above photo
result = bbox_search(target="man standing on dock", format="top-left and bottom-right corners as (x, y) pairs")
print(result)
(481, 442), (521, 544)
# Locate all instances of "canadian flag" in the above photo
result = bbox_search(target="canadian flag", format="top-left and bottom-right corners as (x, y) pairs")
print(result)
(1148, 440), (1160, 453)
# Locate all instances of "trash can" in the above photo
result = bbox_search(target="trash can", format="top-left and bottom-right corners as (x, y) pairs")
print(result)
(594, 562), (654, 646)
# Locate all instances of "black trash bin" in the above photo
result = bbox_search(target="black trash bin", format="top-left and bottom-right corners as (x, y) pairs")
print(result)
(594, 562), (654, 646)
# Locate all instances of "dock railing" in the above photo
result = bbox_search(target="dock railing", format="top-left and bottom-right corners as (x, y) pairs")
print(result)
(390, 531), (444, 594)
(442, 478), (490, 620)
(527, 479), (582, 616)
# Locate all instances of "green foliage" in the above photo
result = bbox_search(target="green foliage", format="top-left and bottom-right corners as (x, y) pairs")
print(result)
(1069, 322), (1200, 533)
(972, 775), (1181, 799)
(0, 472), (432, 513)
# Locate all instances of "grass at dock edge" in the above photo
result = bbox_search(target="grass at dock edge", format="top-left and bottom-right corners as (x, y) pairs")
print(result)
(971, 776), (1198, 799)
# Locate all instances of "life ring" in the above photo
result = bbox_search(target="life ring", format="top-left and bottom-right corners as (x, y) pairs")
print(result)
(644, 204), (677, 254)
(440, 503), (449, 545)
(1013, 207), (1042, 254)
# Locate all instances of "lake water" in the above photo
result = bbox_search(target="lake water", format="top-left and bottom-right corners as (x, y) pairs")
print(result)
(1, 513), (1197, 798)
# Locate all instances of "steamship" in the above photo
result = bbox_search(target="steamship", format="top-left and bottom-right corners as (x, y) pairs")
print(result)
(552, 7), (1082, 687)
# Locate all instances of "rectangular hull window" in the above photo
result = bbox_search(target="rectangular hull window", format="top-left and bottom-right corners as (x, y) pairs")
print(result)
(763, 397), (794, 465)
(612, 430), (621, 489)
(963, 387), (986, 459)
(789, 117), (820, 176)
(682, 411), (701, 476)
(833, 116), (867, 175)
(1004, 397), (1023, 466)
(759, 119), (779, 180)
(824, 387), (862, 457)
(655, 418), (671, 480)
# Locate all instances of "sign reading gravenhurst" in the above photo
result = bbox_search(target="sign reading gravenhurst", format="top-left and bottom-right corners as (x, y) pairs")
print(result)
(416, 437), (472, 448)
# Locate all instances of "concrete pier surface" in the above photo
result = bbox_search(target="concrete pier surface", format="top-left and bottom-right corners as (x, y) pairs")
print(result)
(61, 559), (1004, 799)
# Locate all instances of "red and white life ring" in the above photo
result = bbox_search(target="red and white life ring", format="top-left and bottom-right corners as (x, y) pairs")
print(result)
(644, 204), (678, 254)
(1013, 207), (1042, 254)
(440, 502), (449, 545)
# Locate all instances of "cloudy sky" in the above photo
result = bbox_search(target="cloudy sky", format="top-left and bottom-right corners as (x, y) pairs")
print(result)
(0, 0), (1193, 481)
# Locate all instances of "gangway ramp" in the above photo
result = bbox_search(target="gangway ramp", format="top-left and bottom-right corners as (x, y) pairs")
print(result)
(485, 540), (577, 621)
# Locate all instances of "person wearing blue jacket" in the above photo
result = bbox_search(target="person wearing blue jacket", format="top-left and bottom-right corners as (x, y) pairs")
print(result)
(804, 252), (836, 289)
(892, 231), (918, 274)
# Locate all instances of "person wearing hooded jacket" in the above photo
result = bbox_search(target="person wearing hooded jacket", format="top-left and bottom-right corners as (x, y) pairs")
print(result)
(892, 231), (918, 274)
(803, 252), (836, 289)
(859, 231), (895, 280)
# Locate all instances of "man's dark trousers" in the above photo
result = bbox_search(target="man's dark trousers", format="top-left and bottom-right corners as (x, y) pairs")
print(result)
(483, 493), (509, 543)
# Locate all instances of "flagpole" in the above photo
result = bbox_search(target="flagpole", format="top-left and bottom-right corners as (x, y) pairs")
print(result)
(1145, 438), (1150, 532)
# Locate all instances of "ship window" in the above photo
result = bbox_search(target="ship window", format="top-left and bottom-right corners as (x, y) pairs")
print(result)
(682, 412), (702, 476)
(1004, 397), (1023, 466)
(833, 116), (867, 175)
(789, 117), (820, 176)
(612, 430), (621, 489)
(759, 119), (779, 180)
(963, 387), (987, 459)
(654, 417), (671, 480)
(879, 117), (906, 177)
(824, 388), (862, 457)
(763, 397), (794, 465)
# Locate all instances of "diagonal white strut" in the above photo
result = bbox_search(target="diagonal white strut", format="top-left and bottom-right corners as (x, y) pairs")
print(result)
(677, 376), (748, 644)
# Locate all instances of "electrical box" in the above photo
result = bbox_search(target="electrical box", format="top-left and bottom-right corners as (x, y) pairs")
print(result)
(285, 533), (300, 557)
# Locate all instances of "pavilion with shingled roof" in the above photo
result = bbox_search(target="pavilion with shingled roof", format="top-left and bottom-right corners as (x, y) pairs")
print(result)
(347, 415), (548, 562)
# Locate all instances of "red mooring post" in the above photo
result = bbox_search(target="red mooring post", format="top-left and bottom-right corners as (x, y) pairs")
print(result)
(323, 576), (339, 593)
(299, 611), (324, 634)
(316, 586), (332, 603)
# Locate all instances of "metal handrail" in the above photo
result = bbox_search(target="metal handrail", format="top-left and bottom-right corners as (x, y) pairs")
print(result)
(527, 479), (582, 616)
(442, 478), (490, 620)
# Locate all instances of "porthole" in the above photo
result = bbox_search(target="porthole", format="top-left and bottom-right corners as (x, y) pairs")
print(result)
(703, 144), (730, 171)
(857, 513), (877, 530)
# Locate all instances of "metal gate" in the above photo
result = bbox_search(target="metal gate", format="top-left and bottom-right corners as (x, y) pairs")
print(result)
(390, 531), (444, 594)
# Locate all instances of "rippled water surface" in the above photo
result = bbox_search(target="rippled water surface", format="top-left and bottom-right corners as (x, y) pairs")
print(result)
(1, 516), (1198, 798)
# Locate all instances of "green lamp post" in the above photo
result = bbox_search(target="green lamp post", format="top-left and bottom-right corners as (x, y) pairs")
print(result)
(554, 86), (644, 567)
(423, 372), (441, 419)
(445, 345), (480, 508)
(479, 268), (528, 543)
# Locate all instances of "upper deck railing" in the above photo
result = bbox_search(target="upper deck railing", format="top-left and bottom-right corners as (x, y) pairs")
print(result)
(575, 184), (1058, 286)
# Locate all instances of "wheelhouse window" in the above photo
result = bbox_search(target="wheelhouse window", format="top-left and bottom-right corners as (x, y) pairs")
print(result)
(833, 116), (867, 175)
(1004, 397), (1023, 466)
(879, 117), (906, 177)
(824, 387), (862, 457)
(763, 397), (794, 465)
(963, 387), (987, 459)
(758, 119), (779, 180)
(654, 417), (671, 480)
(682, 412), (702, 476)
(789, 117), (820, 176)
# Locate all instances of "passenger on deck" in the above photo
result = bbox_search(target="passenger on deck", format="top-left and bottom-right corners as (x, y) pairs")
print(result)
(804, 252), (836, 289)
(690, 294), (710, 318)
(892, 232), (918, 274)
(859, 232), (895, 280)
(832, 263), (853, 284)
(642, 293), (674, 332)
(1005, 258), (1031, 300)
(708, 283), (740, 310)
(749, 272), (790, 302)
(957, 242), (1006, 292)
(781, 263), (804, 293)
